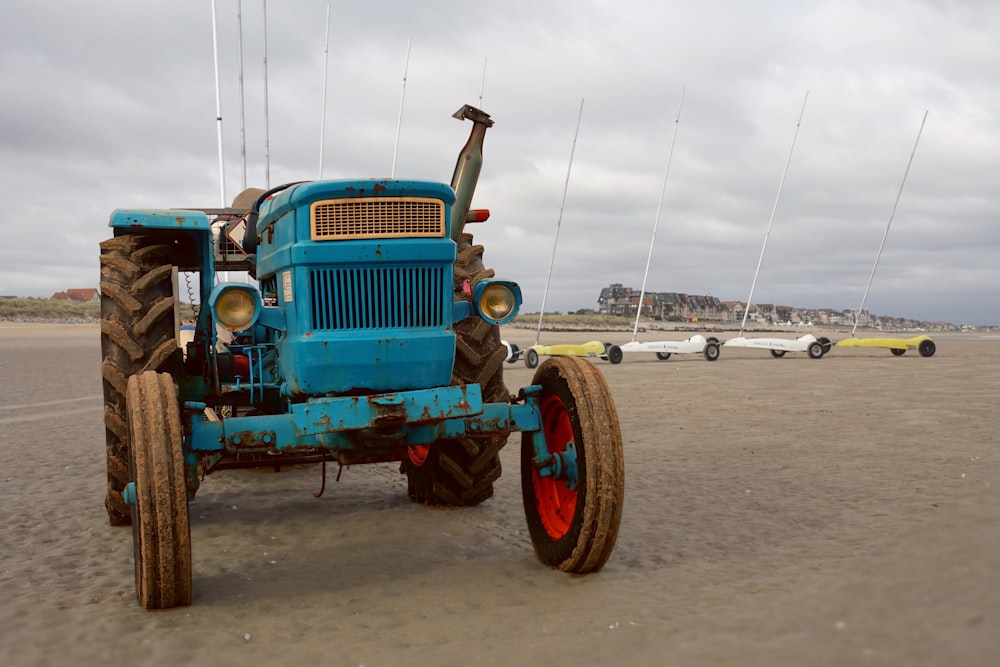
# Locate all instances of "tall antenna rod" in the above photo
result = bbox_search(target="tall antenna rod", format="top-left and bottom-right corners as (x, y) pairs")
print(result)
(851, 109), (929, 337)
(478, 57), (487, 107)
(236, 0), (247, 190)
(536, 98), (585, 346)
(211, 0), (226, 207)
(318, 3), (331, 179)
(632, 86), (685, 342)
(262, 0), (271, 188)
(391, 37), (412, 178)
(739, 90), (809, 334)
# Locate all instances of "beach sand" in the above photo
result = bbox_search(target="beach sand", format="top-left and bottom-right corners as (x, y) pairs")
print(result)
(1, 323), (997, 666)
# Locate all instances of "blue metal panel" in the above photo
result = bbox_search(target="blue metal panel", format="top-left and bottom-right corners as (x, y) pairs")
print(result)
(187, 383), (545, 455)
(109, 209), (211, 231)
(257, 180), (457, 237)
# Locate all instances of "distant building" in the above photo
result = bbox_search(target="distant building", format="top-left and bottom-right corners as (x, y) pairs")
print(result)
(52, 288), (99, 303)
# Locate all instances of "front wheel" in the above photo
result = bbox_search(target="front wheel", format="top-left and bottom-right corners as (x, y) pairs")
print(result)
(918, 339), (936, 357)
(808, 342), (824, 359)
(127, 371), (192, 609)
(655, 352), (671, 361)
(703, 342), (721, 361)
(524, 348), (540, 369)
(522, 357), (624, 574)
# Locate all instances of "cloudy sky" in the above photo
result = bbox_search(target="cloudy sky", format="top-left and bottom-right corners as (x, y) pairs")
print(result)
(2, 0), (997, 325)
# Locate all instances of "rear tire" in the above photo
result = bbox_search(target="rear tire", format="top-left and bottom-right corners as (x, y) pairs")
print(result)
(127, 372), (192, 609)
(401, 233), (507, 506)
(655, 352), (671, 361)
(522, 357), (624, 574)
(918, 339), (936, 357)
(770, 349), (786, 358)
(703, 342), (721, 361)
(100, 235), (180, 526)
(891, 348), (906, 356)
(525, 348), (540, 369)
(808, 342), (824, 359)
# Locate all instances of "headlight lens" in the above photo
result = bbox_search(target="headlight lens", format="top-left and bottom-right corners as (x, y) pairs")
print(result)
(475, 281), (520, 325)
(214, 287), (258, 331)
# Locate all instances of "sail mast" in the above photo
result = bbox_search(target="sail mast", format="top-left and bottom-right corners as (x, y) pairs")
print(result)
(739, 91), (809, 334)
(536, 98), (585, 346)
(632, 86), (685, 342)
(851, 110), (928, 337)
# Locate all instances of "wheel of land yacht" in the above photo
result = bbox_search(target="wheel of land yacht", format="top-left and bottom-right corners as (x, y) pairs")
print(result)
(506, 342), (521, 364)
(607, 345), (623, 365)
(703, 342), (720, 361)
(818, 336), (833, 354)
(525, 348), (540, 369)
(127, 371), (192, 609)
(770, 350), (786, 358)
(706, 337), (719, 344)
(890, 348), (906, 357)
(522, 356), (624, 574)
(808, 342), (824, 359)
(918, 339), (936, 357)
(655, 352), (672, 361)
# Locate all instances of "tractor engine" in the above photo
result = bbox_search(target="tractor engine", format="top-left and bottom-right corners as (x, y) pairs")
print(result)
(252, 180), (460, 396)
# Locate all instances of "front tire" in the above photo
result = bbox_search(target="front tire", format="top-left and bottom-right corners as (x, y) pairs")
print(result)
(522, 357), (624, 574)
(524, 348), (540, 369)
(127, 371), (192, 609)
(918, 339), (936, 357)
(100, 235), (180, 526)
(401, 233), (507, 507)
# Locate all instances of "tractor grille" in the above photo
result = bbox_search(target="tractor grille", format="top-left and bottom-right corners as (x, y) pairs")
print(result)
(309, 267), (447, 330)
(310, 197), (445, 240)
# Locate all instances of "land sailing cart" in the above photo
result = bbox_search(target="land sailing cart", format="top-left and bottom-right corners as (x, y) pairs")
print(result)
(99, 105), (625, 609)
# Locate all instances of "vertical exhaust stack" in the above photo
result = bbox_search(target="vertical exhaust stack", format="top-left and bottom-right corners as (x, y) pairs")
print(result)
(449, 105), (494, 243)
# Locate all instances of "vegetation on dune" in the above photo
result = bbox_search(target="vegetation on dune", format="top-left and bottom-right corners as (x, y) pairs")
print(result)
(0, 298), (196, 322)
(0, 297), (100, 321)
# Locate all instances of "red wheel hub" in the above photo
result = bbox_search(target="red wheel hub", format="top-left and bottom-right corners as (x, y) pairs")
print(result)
(408, 445), (429, 466)
(533, 393), (578, 540)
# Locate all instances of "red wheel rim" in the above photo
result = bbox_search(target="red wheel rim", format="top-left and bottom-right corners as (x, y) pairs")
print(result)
(408, 445), (429, 466)
(532, 393), (578, 540)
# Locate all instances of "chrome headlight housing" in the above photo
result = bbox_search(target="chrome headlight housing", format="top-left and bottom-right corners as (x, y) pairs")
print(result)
(472, 279), (521, 326)
(208, 283), (262, 332)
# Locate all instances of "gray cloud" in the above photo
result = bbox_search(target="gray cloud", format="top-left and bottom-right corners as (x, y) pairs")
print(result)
(1, 0), (997, 325)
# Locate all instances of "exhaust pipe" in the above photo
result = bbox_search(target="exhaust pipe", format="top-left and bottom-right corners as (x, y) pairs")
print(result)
(449, 104), (494, 243)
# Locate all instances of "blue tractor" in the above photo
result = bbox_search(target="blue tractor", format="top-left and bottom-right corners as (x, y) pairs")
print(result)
(99, 105), (625, 609)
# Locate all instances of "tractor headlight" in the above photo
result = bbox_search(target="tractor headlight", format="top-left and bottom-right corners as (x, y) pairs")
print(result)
(209, 284), (262, 332)
(472, 280), (521, 326)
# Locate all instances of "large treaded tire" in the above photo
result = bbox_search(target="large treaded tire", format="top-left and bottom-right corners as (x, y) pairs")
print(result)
(401, 233), (509, 506)
(99, 235), (180, 526)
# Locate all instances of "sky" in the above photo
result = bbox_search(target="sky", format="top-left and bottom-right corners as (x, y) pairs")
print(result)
(1, 0), (997, 326)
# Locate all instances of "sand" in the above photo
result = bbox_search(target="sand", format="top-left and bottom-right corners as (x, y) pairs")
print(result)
(1, 323), (997, 666)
